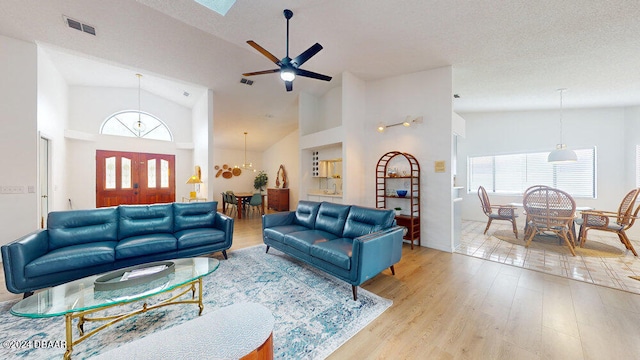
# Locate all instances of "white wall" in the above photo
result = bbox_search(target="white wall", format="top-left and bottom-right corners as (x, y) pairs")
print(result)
(210, 148), (263, 205)
(0, 35), (38, 247)
(37, 48), (69, 213)
(263, 129), (300, 210)
(364, 66), (454, 252)
(457, 107), (628, 229)
(65, 85), (195, 209)
(341, 72), (367, 204)
(192, 89), (211, 200)
(68, 86), (192, 142)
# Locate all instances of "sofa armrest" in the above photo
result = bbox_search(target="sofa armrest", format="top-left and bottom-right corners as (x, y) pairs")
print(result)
(262, 211), (295, 229)
(1, 230), (49, 293)
(214, 212), (234, 246)
(351, 226), (404, 285)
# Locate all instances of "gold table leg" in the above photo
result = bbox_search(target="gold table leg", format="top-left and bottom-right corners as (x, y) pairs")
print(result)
(62, 278), (204, 359)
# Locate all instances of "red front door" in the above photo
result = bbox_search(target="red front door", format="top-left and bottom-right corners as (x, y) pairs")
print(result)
(96, 150), (175, 207)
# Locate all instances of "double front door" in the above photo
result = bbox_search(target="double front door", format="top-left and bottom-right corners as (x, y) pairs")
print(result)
(96, 150), (175, 207)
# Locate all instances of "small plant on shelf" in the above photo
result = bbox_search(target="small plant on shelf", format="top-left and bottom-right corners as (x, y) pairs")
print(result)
(394, 207), (402, 216)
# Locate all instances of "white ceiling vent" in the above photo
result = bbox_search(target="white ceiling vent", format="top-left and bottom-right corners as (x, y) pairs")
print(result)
(63, 15), (96, 36)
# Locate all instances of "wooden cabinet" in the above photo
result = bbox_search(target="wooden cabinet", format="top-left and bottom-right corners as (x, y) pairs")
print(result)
(375, 151), (421, 249)
(267, 188), (289, 211)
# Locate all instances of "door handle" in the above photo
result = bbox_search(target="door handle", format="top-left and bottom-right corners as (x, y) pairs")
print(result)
(41, 195), (48, 198)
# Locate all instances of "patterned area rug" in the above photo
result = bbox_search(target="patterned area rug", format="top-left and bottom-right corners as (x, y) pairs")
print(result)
(0, 245), (391, 359)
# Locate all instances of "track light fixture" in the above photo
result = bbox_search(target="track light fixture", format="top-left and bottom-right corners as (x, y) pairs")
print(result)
(376, 116), (423, 133)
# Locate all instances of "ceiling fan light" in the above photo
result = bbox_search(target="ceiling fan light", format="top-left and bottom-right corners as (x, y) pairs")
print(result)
(548, 144), (578, 163)
(280, 70), (295, 82)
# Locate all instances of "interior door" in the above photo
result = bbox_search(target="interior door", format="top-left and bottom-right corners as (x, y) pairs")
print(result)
(96, 150), (175, 207)
(39, 136), (50, 228)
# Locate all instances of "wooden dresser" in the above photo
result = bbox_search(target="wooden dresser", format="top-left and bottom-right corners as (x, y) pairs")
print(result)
(267, 188), (289, 211)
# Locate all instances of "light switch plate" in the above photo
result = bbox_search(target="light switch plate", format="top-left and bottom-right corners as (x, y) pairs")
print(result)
(0, 186), (26, 194)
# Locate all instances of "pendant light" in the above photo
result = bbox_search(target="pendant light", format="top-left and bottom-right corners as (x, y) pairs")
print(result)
(548, 88), (577, 163)
(133, 73), (146, 135)
(241, 132), (253, 170)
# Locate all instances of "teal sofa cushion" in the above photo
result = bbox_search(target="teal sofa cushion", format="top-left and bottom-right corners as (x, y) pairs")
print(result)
(174, 202), (218, 232)
(26, 241), (116, 277)
(119, 204), (174, 239)
(48, 208), (118, 251)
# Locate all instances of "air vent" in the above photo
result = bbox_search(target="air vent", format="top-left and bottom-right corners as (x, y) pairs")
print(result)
(63, 16), (96, 36)
(240, 78), (254, 86)
(82, 24), (96, 36)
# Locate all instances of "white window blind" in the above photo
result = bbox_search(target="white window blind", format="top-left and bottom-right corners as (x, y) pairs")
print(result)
(468, 147), (596, 198)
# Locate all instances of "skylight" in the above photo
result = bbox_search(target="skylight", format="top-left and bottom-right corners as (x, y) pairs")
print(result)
(193, 0), (236, 16)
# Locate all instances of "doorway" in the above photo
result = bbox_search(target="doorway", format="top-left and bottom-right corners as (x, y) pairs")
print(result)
(39, 136), (50, 228)
(96, 150), (175, 207)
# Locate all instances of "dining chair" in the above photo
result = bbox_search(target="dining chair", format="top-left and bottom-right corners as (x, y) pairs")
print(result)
(247, 193), (263, 216)
(477, 186), (519, 238)
(225, 192), (238, 216)
(522, 185), (552, 238)
(523, 187), (577, 256)
(577, 188), (640, 256)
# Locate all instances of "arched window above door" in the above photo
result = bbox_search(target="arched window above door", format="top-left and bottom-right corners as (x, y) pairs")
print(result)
(100, 111), (173, 141)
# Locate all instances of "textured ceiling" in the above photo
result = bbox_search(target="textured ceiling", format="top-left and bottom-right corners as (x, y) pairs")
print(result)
(1, 0), (640, 151)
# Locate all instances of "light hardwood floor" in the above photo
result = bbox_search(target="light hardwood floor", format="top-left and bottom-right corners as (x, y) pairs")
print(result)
(2, 212), (640, 359)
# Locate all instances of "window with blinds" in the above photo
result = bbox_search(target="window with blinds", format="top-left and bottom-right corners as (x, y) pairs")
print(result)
(468, 147), (597, 198)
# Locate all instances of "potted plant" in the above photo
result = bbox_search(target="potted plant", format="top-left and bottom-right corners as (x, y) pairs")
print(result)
(394, 207), (402, 216)
(254, 171), (269, 192)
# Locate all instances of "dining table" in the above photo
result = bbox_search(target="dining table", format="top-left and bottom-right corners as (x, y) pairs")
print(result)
(508, 202), (593, 243)
(221, 192), (266, 219)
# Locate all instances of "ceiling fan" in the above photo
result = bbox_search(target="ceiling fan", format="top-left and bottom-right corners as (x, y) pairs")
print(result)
(243, 9), (332, 92)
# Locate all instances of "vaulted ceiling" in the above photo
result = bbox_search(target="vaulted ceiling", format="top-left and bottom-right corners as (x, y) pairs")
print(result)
(2, 0), (640, 151)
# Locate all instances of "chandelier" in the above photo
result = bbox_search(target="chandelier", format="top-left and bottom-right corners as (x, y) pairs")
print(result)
(241, 132), (253, 170)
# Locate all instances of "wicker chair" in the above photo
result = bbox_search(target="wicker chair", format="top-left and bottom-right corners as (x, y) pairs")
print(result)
(478, 186), (518, 238)
(523, 187), (577, 256)
(523, 185), (550, 237)
(577, 188), (640, 256)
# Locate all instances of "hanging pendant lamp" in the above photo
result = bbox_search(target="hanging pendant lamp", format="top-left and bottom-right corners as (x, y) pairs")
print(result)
(134, 73), (146, 135)
(241, 132), (253, 170)
(548, 88), (577, 163)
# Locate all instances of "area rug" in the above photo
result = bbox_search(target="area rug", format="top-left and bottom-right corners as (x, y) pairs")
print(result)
(493, 229), (624, 257)
(0, 245), (391, 359)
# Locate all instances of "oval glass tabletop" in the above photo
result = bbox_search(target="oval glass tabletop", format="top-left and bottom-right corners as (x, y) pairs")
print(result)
(11, 257), (219, 318)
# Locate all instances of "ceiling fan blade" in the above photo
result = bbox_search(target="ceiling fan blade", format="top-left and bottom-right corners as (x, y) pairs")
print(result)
(292, 43), (323, 67)
(295, 68), (332, 82)
(242, 69), (279, 76)
(247, 40), (281, 65)
(285, 80), (293, 92)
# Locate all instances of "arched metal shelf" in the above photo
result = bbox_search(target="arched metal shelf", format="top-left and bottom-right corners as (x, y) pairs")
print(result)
(375, 151), (420, 249)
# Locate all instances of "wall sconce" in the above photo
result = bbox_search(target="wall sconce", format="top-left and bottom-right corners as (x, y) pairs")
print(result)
(376, 116), (423, 133)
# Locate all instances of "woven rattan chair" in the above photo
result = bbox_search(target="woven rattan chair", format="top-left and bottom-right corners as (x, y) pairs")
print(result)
(523, 187), (577, 256)
(478, 186), (518, 238)
(523, 185), (550, 238)
(577, 188), (640, 256)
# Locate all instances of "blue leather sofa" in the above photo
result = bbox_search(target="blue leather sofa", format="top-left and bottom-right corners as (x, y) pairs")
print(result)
(262, 201), (404, 300)
(1, 201), (233, 295)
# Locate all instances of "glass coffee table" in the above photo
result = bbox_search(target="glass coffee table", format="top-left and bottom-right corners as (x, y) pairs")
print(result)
(10, 257), (219, 359)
